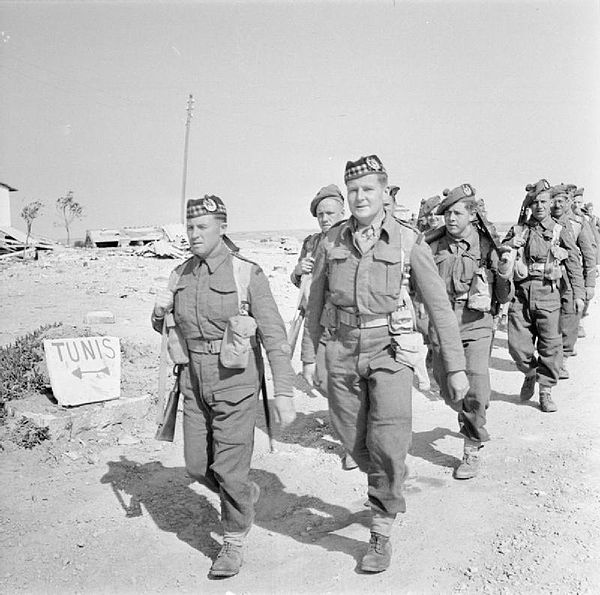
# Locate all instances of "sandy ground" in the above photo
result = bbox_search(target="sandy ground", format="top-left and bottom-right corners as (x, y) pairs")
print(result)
(1, 240), (599, 594)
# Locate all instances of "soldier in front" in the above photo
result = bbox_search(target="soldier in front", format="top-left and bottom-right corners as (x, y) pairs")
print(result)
(151, 196), (296, 579)
(303, 155), (468, 573)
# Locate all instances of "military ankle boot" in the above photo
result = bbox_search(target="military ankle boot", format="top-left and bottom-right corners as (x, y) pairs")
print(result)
(360, 532), (392, 573)
(520, 373), (536, 401)
(209, 542), (244, 579)
(539, 387), (557, 413)
(454, 439), (482, 480)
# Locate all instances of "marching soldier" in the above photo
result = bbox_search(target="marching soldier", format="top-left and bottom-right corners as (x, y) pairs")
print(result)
(549, 186), (596, 377)
(417, 195), (442, 233)
(291, 185), (356, 469)
(571, 187), (599, 336)
(502, 184), (585, 412)
(291, 185), (345, 289)
(304, 155), (468, 573)
(152, 196), (296, 579)
(426, 184), (512, 479)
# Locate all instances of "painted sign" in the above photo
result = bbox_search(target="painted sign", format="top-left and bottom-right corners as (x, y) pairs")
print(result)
(43, 336), (121, 407)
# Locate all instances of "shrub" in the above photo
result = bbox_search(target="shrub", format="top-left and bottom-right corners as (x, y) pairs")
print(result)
(10, 417), (50, 449)
(0, 323), (62, 407)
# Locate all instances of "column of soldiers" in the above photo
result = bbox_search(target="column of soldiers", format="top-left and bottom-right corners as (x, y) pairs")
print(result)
(152, 158), (598, 579)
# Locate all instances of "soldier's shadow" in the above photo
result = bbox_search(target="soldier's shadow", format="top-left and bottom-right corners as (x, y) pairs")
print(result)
(490, 356), (517, 372)
(490, 390), (540, 408)
(409, 426), (463, 469)
(492, 336), (509, 351)
(100, 457), (367, 568)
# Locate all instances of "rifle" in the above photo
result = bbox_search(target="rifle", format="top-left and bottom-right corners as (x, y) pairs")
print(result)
(287, 265), (312, 357)
(260, 371), (274, 453)
(474, 210), (501, 250)
(155, 318), (169, 424)
(155, 365), (182, 442)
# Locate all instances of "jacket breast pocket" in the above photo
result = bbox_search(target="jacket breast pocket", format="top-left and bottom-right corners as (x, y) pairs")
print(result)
(371, 245), (403, 298)
(208, 276), (238, 320)
(328, 247), (353, 297)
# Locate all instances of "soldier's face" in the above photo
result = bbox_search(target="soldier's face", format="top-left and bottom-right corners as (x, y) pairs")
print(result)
(551, 196), (565, 218)
(443, 200), (474, 238)
(316, 198), (344, 233)
(531, 192), (551, 221)
(346, 174), (386, 225)
(573, 195), (584, 210)
(187, 215), (226, 258)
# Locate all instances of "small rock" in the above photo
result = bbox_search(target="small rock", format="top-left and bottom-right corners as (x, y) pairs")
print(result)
(84, 310), (115, 324)
(118, 434), (140, 446)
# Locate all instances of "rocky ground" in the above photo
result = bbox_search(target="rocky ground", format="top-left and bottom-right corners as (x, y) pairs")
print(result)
(0, 239), (599, 594)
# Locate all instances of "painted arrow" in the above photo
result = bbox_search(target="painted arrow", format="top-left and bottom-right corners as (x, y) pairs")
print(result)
(72, 366), (110, 379)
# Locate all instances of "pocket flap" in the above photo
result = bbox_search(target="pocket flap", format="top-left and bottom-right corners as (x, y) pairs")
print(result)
(373, 242), (401, 264)
(212, 385), (256, 403)
(329, 247), (351, 261)
(210, 276), (237, 293)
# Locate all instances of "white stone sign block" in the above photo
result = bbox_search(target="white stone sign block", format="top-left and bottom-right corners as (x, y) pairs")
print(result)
(43, 337), (121, 407)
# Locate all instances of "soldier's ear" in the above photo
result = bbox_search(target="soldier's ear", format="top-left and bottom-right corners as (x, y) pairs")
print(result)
(219, 221), (228, 235)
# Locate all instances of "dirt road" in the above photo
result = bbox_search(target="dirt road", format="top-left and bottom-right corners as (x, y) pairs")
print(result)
(1, 246), (599, 594)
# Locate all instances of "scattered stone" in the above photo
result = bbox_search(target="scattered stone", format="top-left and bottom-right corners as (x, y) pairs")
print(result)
(83, 311), (115, 324)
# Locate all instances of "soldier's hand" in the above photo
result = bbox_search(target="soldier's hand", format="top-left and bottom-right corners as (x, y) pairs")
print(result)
(299, 257), (315, 275)
(447, 371), (469, 402)
(154, 288), (174, 317)
(509, 236), (526, 249)
(585, 287), (595, 301)
(273, 395), (296, 428)
(575, 298), (585, 314)
(302, 362), (316, 386)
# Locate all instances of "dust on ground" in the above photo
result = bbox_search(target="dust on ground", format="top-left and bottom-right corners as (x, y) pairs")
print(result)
(0, 240), (599, 594)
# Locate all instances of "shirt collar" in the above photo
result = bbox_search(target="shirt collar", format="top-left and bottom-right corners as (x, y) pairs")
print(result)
(527, 215), (553, 230)
(341, 209), (390, 241)
(192, 239), (229, 274)
(445, 224), (478, 249)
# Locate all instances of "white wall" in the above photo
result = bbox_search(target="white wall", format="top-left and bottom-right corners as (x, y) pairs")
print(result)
(0, 186), (12, 227)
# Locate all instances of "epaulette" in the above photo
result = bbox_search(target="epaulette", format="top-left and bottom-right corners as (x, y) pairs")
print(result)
(393, 217), (418, 232)
(175, 255), (195, 274)
(394, 217), (424, 244)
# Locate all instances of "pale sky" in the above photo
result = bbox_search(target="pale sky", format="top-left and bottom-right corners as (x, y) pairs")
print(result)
(1, 0), (599, 240)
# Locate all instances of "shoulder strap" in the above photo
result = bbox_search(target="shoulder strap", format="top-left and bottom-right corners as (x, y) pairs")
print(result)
(478, 232), (494, 266)
(551, 223), (562, 246)
(232, 254), (255, 314)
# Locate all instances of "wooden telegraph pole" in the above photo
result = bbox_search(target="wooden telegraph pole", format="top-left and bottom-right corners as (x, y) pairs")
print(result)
(180, 93), (195, 224)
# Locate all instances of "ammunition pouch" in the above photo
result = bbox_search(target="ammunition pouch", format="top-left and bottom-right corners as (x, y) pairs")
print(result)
(220, 313), (258, 369)
(390, 332), (422, 370)
(166, 313), (189, 365)
(467, 267), (493, 312)
(320, 300), (339, 330)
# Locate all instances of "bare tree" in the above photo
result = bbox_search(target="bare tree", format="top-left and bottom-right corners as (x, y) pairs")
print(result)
(20, 200), (44, 250)
(56, 191), (83, 247)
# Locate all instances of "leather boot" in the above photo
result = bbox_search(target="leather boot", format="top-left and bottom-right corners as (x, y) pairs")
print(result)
(360, 532), (392, 573)
(539, 387), (557, 413)
(454, 439), (482, 480)
(520, 372), (536, 401)
(209, 541), (244, 578)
